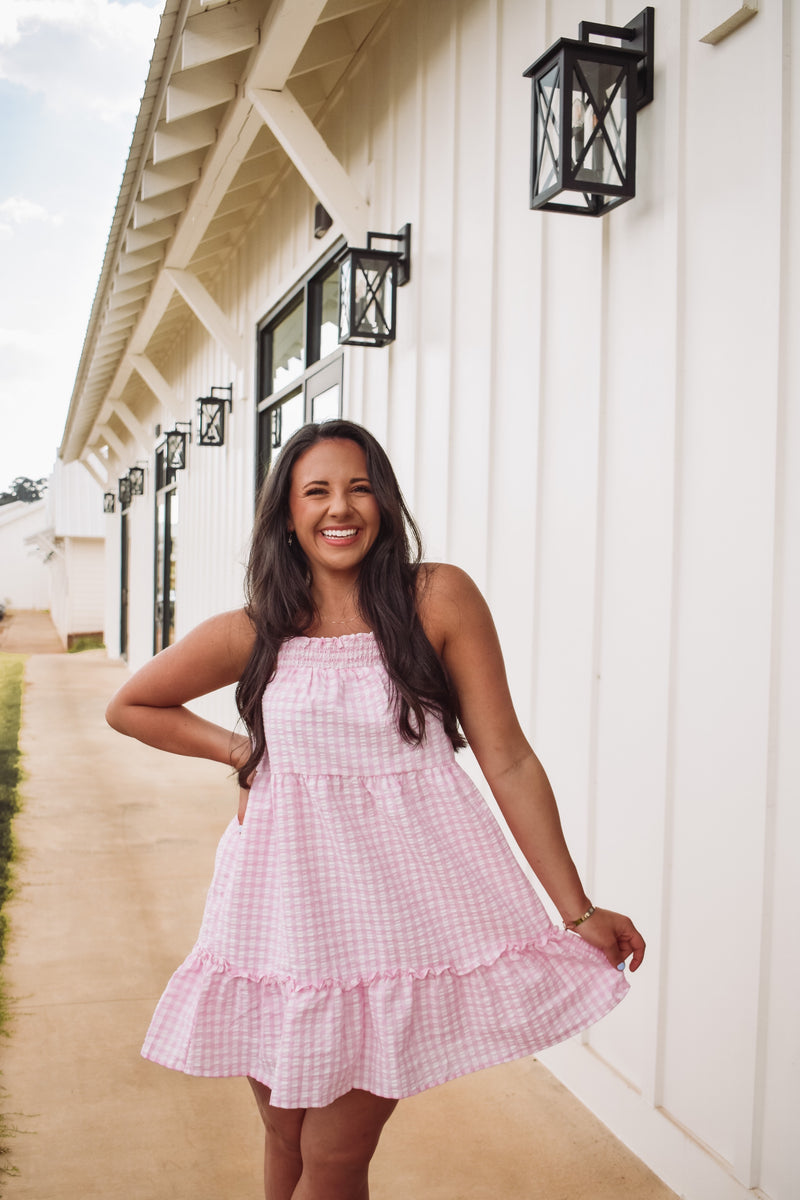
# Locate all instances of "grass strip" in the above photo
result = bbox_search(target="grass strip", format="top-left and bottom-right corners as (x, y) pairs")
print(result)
(0, 652), (25, 1181)
(0, 654), (23, 964)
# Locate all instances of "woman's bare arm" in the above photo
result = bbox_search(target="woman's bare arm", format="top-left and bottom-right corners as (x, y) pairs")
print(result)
(421, 565), (645, 971)
(105, 608), (255, 771)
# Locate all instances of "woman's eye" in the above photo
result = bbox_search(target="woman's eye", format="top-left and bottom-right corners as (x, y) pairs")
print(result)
(353, 485), (372, 494)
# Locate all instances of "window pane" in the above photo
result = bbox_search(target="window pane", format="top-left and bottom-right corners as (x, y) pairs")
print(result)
(319, 268), (340, 358)
(271, 301), (305, 393)
(311, 384), (340, 424)
(270, 391), (305, 465)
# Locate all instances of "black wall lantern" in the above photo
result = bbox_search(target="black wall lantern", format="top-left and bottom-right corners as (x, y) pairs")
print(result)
(523, 8), (654, 216)
(164, 422), (192, 471)
(128, 464), (146, 496)
(117, 475), (132, 507)
(103, 492), (116, 514)
(338, 224), (411, 347)
(197, 385), (233, 447)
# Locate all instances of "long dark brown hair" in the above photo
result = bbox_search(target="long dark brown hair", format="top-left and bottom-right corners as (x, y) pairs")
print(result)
(235, 420), (465, 785)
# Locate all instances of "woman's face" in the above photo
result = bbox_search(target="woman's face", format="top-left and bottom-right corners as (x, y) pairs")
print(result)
(287, 438), (381, 582)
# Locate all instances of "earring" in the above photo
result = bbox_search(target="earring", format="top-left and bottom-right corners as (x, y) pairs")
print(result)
(288, 531), (294, 546)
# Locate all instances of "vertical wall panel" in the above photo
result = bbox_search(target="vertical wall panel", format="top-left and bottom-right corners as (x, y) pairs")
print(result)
(484, 0), (543, 722)
(407, 0), (458, 561)
(660, 4), (782, 1169)
(445, 0), (497, 586)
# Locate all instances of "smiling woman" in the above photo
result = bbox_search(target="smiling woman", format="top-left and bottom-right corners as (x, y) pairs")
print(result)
(105, 418), (643, 1200)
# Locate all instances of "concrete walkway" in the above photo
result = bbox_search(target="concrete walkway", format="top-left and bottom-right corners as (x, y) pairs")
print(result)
(0, 613), (677, 1199)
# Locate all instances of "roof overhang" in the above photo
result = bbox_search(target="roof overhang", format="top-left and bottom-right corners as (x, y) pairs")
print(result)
(60, 0), (392, 475)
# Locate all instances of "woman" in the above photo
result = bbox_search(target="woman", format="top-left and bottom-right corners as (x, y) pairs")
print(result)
(107, 419), (644, 1200)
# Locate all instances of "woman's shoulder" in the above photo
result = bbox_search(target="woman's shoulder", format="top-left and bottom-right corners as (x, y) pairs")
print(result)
(182, 607), (256, 668)
(415, 562), (486, 651)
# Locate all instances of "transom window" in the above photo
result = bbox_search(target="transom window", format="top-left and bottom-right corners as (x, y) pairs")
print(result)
(256, 252), (344, 483)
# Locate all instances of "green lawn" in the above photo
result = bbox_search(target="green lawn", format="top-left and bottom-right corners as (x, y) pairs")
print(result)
(0, 653), (24, 1181)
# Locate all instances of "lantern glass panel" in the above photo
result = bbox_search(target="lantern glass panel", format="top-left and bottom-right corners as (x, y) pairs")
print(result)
(534, 63), (562, 199)
(199, 401), (225, 446)
(166, 432), (187, 470)
(339, 257), (353, 342)
(103, 493), (115, 514)
(118, 477), (132, 506)
(571, 58), (629, 188)
(320, 267), (341, 358)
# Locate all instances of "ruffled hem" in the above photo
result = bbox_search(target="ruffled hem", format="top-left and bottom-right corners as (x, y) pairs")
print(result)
(188, 929), (572, 992)
(142, 933), (628, 1108)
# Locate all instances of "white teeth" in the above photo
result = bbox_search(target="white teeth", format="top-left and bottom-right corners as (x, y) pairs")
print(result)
(321, 528), (357, 540)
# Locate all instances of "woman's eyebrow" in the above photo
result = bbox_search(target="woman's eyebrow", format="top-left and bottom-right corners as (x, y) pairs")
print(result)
(300, 476), (371, 486)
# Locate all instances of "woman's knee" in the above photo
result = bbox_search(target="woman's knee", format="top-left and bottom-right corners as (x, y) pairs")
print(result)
(300, 1090), (398, 1175)
(247, 1077), (305, 1155)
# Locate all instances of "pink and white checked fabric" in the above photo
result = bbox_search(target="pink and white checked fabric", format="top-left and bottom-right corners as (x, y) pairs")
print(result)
(142, 632), (628, 1108)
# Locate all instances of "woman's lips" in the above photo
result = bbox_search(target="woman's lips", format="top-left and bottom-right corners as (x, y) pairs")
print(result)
(319, 527), (359, 545)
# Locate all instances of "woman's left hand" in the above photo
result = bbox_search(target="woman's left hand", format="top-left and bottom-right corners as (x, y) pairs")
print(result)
(570, 907), (646, 973)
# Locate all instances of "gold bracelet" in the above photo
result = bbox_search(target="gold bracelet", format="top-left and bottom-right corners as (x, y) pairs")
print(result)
(564, 904), (596, 930)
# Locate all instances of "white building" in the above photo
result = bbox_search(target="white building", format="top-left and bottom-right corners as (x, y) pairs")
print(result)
(58, 3), (799, 1198)
(24, 459), (106, 648)
(0, 498), (50, 611)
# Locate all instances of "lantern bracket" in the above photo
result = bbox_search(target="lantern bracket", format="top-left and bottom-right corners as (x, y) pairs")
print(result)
(578, 7), (654, 109)
(365, 224), (412, 287)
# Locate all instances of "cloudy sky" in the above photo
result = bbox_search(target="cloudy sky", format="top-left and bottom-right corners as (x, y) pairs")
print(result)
(0, 0), (163, 492)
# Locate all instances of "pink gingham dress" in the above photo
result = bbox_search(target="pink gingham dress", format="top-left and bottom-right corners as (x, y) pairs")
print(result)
(142, 632), (628, 1107)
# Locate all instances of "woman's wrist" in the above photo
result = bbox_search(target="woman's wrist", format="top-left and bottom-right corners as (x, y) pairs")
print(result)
(562, 901), (596, 930)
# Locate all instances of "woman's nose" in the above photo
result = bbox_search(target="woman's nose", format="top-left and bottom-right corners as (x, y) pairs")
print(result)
(327, 489), (352, 516)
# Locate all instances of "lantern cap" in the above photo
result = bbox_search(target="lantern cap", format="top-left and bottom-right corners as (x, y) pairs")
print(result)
(524, 7), (654, 111)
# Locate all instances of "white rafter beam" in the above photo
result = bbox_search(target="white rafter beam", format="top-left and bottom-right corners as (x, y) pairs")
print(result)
(247, 86), (368, 245)
(96, 422), (128, 462)
(128, 354), (182, 419)
(79, 453), (108, 490)
(108, 402), (150, 459)
(180, 0), (261, 70)
(165, 268), (245, 370)
(253, 0), (330, 88)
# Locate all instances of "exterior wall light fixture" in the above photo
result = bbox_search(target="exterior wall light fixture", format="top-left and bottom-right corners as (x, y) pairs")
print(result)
(103, 492), (116, 514)
(523, 7), (654, 216)
(117, 475), (132, 508)
(338, 224), (411, 347)
(163, 422), (192, 471)
(314, 202), (333, 239)
(197, 385), (233, 447)
(128, 464), (146, 495)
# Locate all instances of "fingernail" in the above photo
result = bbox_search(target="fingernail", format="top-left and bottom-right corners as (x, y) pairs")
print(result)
(616, 962), (626, 971)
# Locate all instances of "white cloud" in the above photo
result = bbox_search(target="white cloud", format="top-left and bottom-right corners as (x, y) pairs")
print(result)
(0, 0), (161, 122)
(0, 195), (62, 235)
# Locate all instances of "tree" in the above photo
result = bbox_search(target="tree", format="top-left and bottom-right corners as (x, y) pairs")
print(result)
(0, 477), (48, 506)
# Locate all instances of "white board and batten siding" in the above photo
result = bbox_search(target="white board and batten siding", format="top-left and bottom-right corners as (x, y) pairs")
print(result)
(106, 2), (798, 1198)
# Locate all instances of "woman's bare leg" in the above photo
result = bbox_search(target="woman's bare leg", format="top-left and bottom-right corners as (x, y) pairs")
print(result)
(292, 1088), (398, 1200)
(247, 1077), (305, 1200)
